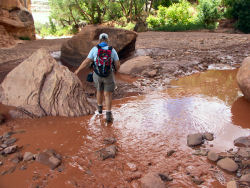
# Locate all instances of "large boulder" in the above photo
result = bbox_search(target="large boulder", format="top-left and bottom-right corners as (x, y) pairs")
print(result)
(237, 57), (250, 101)
(0, 48), (95, 118)
(0, 0), (35, 41)
(61, 25), (137, 67)
(0, 25), (16, 48)
(119, 56), (154, 75)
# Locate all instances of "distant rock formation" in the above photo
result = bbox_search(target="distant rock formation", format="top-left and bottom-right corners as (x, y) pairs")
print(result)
(0, 48), (95, 118)
(237, 57), (250, 102)
(61, 25), (137, 68)
(0, 0), (35, 48)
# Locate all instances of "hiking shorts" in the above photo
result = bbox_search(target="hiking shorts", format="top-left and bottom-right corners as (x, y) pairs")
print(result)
(93, 72), (115, 92)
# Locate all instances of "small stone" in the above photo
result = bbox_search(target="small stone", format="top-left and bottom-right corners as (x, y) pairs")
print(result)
(242, 160), (250, 168)
(203, 132), (214, 141)
(97, 145), (117, 160)
(125, 172), (142, 182)
(1, 144), (7, 149)
(0, 161), (3, 166)
(158, 173), (173, 182)
(11, 154), (22, 163)
(166, 150), (176, 157)
(57, 165), (65, 172)
(239, 174), (250, 183)
(140, 173), (165, 188)
(234, 136), (250, 147)
(36, 150), (61, 170)
(192, 177), (204, 185)
(3, 145), (18, 154)
(193, 149), (209, 156)
(4, 138), (17, 146)
(187, 133), (203, 147)
(227, 181), (238, 188)
(236, 171), (242, 178)
(147, 69), (157, 77)
(127, 162), (138, 172)
(48, 156), (61, 169)
(103, 137), (117, 145)
(23, 152), (34, 161)
(207, 151), (219, 162)
(217, 158), (238, 172)
(237, 147), (250, 158)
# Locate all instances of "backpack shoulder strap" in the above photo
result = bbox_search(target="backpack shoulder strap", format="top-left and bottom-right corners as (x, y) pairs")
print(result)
(96, 45), (101, 49)
(108, 46), (113, 50)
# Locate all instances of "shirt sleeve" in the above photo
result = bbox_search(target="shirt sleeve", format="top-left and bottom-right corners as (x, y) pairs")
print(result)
(87, 47), (96, 60)
(112, 49), (119, 61)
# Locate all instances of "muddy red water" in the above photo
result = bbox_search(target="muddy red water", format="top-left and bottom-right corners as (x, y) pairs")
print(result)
(0, 69), (249, 188)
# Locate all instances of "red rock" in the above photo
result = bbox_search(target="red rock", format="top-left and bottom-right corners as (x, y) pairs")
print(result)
(61, 25), (137, 67)
(119, 56), (153, 75)
(234, 136), (250, 147)
(237, 57), (250, 101)
(0, 48), (95, 118)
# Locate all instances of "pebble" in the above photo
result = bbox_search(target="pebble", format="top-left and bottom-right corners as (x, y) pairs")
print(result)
(192, 177), (204, 185)
(166, 150), (176, 157)
(158, 173), (173, 181)
(36, 150), (62, 170)
(4, 138), (17, 146)
(187, 133), (203, 147)
(207, 151), (219, 162)
(23, 152), (34, 161)
(217, 158), (238, 172)
(140, 173), (165, 188)
(226, 181), (238, 188)
(3, 145), (18, 155)
(234, 136), (250, 147)
(203, 132), (214, 141)
(97, 145), (117, 160)
(239, 174), (250, 183)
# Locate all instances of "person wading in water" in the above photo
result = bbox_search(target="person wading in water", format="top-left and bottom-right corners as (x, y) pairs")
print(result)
(74, 33), (120, 123)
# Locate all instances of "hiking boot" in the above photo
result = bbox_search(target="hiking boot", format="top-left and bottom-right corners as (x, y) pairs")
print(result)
(97, 105), (103, 114)
(106, 111), (113, 123)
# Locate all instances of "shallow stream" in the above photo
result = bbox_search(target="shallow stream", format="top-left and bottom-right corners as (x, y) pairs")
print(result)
(0, 69), (249, 188)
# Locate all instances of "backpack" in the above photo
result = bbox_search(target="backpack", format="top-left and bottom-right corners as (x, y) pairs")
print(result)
(93, 45), (113, 77)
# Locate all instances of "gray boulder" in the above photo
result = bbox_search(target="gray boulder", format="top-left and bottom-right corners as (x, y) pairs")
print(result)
(0, 48), (94, 118)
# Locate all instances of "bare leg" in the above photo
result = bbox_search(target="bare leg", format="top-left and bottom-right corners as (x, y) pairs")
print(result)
(97, 90), (104, 106)
(104, 91), (112, 111)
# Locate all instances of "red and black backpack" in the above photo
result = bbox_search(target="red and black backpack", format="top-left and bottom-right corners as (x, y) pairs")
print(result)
(93, 45), (113, 77)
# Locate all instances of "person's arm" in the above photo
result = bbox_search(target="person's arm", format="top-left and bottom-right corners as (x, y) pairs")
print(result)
(74, 58), (92, 75)
(114, 60), (120, 71)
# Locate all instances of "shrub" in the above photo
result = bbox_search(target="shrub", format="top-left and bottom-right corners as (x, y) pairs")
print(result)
(147, 0), (202, 31)
(224, 0), (250, 33)
(198, 0), (222, 29)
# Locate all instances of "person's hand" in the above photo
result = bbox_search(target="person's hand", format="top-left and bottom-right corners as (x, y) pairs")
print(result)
(74, 69), (79, 75)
